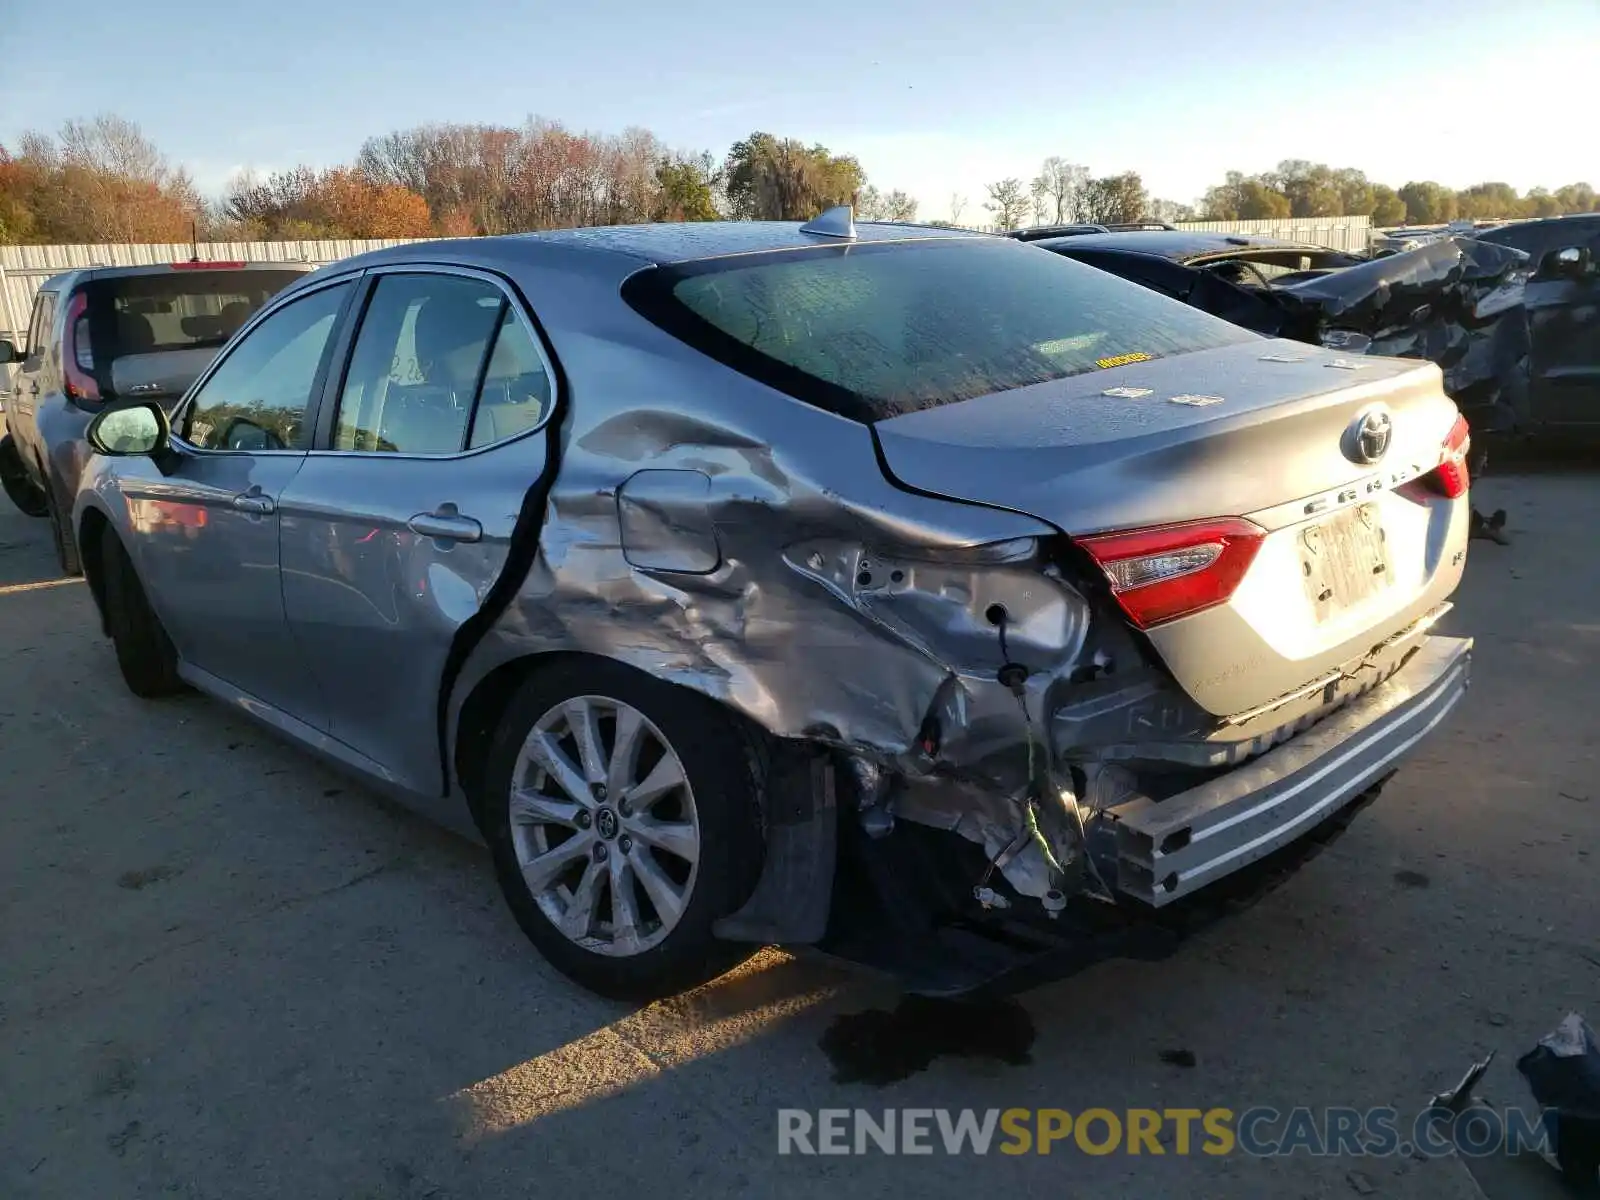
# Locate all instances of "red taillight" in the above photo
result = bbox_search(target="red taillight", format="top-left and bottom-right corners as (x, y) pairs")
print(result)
(1076, 518), (1266, 630)
(1427, 414), (1471, 499)
(169, 260), (247, 270)
(62, 292), (100, 404)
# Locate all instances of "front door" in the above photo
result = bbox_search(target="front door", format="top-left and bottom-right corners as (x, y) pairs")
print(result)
(278, 268), (556, 794)
(128, 278), (356, 718)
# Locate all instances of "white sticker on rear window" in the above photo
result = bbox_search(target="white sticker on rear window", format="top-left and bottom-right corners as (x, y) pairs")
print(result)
(1325, 359), (1368, 370)
(1168, 393), (1223, 407)
(1102, 386), (1153, 398)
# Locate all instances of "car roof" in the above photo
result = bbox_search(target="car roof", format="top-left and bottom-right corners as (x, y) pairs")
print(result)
(519, 219), (983, 263)
(1034, 229), (1328, 261)
(317, 221), (995, 286)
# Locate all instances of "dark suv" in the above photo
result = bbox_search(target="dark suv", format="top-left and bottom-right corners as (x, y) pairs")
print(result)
(1473, 214), (1600, 428)
(0, 262), (310, 571)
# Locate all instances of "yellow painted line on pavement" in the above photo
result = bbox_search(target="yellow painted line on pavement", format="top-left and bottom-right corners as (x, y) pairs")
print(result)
(0, 578), (84, 596)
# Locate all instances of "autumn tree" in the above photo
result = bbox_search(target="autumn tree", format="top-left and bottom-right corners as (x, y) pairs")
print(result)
(1331, 167), (1375, 217)
(1031, 157), (1088, 224)
(1397, 181), (1458, 224)
(0, 148), (42, 242)
(1, 116), (200, 243)
(223, 166), (432, 239)
(1202, 171), (1291, 219)
(1147, 197), (1197, 223)
(1554, 183), (1598, 213)
(984, 178), (1031, 230)
(357, 123), (522, 233)
(1370, 184), (1407, 226)
(720, 132), (863, 221)
(857, 185), (918, 222)
(1029, 178), (1049, 224)
(653, 152), (718, 221)
(1079, 172), (1148, 225)
(1454, 181), (1523, 220)
(1262, 161), (1340, 217)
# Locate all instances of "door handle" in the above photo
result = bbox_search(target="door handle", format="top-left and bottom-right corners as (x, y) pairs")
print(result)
(408, 508), (482, 543)
(231, 491), (275, 515)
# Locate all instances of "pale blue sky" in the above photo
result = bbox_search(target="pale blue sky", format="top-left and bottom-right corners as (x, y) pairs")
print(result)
(1, 0), (1595, 220)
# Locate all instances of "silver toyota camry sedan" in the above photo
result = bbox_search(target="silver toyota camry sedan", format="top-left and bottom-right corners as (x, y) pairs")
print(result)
(74, 211), (1475, 999)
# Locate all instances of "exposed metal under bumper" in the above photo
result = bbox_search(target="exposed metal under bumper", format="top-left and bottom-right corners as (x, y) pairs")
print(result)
(1109, 634), (1472, 906)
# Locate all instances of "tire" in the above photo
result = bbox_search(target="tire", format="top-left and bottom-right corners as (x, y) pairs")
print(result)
(100, 532), (184, 698)
(0, 437), (48, 518)
(44, 478), (82, 577)
(482, 658), (765, 1000)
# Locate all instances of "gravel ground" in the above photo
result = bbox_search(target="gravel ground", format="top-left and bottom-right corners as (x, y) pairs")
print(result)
(0, 468), (1594, 1200)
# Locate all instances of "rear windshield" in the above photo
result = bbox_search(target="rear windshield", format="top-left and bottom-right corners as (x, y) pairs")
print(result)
(84, 270), (306, 359)
(624, 238), (1257, 422)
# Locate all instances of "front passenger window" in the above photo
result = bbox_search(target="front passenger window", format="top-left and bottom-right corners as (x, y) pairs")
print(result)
(181, 282), (351, 452)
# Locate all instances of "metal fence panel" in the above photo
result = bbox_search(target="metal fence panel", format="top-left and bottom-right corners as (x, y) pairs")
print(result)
(1172, 216), (1372, 251)
(969, 216), (1373, 250)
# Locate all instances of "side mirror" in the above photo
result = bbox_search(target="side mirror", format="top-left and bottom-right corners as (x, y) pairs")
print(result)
(87, 401), (171, 458)
(0, 339), (19, 365)
(1538, 246), (1591, 280)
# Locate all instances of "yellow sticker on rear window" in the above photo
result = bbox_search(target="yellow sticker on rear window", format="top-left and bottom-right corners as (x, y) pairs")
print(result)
(1095, 351), (1154, 370)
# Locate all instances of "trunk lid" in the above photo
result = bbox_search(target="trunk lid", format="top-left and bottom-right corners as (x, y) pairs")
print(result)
(872, 338), (1457, 534)
(873, 339), (1469, 716)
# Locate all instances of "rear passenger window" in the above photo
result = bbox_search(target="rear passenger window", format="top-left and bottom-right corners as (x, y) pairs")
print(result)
(334, 272), (552, 455)
(468, 308), (552, 449)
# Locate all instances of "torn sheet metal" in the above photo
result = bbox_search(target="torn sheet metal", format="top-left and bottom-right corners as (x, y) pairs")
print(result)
(1517, 1012), (1600, 1187)
(1273, 237), (1533, 427)
(454, 329), (1087, 791)
(1277, 237), (1529, 325)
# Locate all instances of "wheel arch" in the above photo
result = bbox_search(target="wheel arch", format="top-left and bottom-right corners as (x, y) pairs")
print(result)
(76, 504), (112, 632)
(450, 648), (773, 837)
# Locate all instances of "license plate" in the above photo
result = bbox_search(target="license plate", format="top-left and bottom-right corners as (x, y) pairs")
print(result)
(1301, 504), (1392, 621)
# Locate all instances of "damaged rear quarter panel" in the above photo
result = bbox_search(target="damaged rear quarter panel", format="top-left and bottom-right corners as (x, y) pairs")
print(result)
(448, 260), (1087, 792)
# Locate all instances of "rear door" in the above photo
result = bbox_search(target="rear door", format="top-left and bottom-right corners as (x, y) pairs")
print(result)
(124, 277), (357, 718)
(278, 266), (557, 795)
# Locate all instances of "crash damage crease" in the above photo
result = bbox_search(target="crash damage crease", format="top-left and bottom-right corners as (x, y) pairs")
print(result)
(439, 250), (1468, 954)
(443, 369), (1372, 923)
(436, 301), (1121, 915)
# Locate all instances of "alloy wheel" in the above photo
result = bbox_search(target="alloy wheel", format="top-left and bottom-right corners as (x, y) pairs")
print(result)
(508, 694), (701, 957)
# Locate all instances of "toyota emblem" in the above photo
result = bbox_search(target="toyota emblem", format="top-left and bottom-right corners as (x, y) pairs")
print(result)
(1344, 408), (1393, 465)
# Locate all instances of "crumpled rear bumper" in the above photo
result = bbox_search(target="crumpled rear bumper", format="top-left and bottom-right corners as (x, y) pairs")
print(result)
(1107, 634), (1472, 906)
